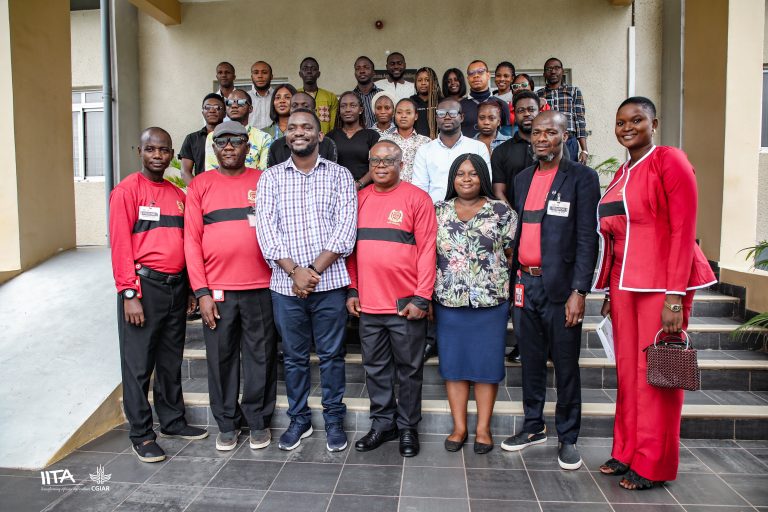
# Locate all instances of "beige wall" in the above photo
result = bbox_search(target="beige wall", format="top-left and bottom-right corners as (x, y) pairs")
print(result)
(135, 0), (660, 169)
(0, 0), (75, 272)
(70, 9), (102, 88)
(75, 181), (107, 246)
(759, 152), (768, 243)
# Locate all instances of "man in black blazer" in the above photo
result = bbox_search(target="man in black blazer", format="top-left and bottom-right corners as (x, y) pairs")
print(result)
(500, 111), (600, 471)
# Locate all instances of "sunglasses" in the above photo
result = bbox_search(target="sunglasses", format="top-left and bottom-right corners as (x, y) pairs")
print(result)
(225, 99), (249, 107)
(436, 109), (461, 118)
(511, 82), (530, 91)
(213, 136), (248, 148)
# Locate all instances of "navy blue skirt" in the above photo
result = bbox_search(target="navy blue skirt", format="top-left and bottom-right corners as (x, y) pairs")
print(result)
(435, 301), (508, 383)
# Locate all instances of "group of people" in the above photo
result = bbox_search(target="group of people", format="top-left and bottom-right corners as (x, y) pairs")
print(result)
(110, 51), (716, 494)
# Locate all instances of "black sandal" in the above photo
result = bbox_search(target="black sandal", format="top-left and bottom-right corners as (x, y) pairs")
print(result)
(599, 458), (630, 476)
(620, 469), (664, 490)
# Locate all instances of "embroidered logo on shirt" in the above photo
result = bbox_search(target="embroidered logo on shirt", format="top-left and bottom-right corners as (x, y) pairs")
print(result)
(387, 209), (404, 226)
(176, 201), (184, 214)
(317, 105), (331, 122)
(248, 190), (257, 203)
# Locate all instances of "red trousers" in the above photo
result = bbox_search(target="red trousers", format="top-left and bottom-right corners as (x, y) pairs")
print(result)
(610, 265), (694, 482)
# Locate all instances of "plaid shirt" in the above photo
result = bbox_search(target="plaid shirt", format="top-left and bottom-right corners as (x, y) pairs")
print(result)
(255, 156), (357, 296)
(537, 83), (587, 139)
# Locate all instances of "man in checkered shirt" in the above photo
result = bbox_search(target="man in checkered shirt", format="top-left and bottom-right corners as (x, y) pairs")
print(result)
(256, 108), (358, 453)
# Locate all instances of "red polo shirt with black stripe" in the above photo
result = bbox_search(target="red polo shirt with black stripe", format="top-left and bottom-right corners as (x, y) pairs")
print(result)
(347, 181), (437, 314)
(109, 172), (186, 293)
(518, 167), (558, 267)
(184, 168), (271, 293)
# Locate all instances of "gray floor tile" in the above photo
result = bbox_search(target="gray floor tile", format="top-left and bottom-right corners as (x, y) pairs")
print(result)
(401, 467), (467, 498)
(720, 474), (768, 507)
(737, 440), (768, 449)
(44, 481), (138, 511)
(462, 445), (524, 470)
(256, 491), (330, 512)
(185, 487), (263, 512)
(519, 443), (562, 470)
(677, 446), (715, 473)
(0, 475), (66, 512)
(400, 497), (470, 512)
(576, 445), (612, 471)
(405, 439), (463, 468)
(145, 456), (225, 486)
(747, 448), (768, 467)
(328, 494), (398, 512)
(466, 468), (535, 501)
(528, 469), (606, 503)
(104, 453), (167, 484)
(469, 499), (542, 511)
(77, 429), (132, 454)
(685, 391), (720, 405)
(286, 437), (348, 464)
(175, 433), (238, 459)
(334, 464), (402, 496)
(540, 504), (614, 512)
(345, 439), (403, 466)
(706, 390), (768, 406)
(47, 451), (122, 483)
(231, 434), (290, 462)
(114, 484), (198, 511)
(207, 459), (283, 490)
(682, 507), (758, 512)
(682, 439), (742, 448)
(592, 471), (677, 505)
(269, 462), (342, 493)
(667, 473), (750, 506)
(689, 447), (768, 474)
(610, 506), (684, 511)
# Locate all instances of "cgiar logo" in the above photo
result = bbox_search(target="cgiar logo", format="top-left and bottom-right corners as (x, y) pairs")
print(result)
(89, 465), (111, 491)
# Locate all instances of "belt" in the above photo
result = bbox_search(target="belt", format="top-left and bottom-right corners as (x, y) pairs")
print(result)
(520, 265), (543, 277)
(136, 264), (185, 284)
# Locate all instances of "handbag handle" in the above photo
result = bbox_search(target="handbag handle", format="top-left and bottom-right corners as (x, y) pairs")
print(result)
(653, 329), (691, 349)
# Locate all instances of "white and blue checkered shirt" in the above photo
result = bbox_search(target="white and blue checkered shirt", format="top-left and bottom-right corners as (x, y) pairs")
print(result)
(256, 156), (358, 296)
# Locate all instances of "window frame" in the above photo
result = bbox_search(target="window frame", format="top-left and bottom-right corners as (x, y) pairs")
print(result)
(72, 89), (105, 182)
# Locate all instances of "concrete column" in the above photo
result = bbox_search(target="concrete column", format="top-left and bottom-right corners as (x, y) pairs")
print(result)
(0, 0), (76, 274)
(112, 0), (141, 181)
(683, 0), (764, 269)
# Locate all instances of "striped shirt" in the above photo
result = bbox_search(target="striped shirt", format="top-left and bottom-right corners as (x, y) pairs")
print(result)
(255, 156), (358, 296)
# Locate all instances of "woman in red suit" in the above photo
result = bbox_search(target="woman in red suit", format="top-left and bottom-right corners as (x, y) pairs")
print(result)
(593, 97), (716, 490)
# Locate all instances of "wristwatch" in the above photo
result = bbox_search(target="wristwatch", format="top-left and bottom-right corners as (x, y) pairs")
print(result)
(122, 289), (137, 300)
(664, 302), (683, 313)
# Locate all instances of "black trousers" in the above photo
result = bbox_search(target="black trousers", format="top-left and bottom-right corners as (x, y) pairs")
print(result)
(359, 313), (427, 431)
(513, 271), (582, 443)
(204, 289), (278, 432)
(118, 275), (188, 445)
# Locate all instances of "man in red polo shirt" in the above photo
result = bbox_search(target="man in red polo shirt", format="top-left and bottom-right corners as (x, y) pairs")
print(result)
(347, 140), (437, 457)
(109, 127), (208, 463)
(185, 121), (278, 453)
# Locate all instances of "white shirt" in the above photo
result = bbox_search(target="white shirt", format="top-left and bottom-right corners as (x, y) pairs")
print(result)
(411, 135), (492, 203)
(248, 85), (274, 130)
(375, 79), (416, 102)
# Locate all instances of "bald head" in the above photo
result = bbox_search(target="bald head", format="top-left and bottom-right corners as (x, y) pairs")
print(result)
(370, 139), (403, 161)
(530, 111), (568, 164)
(138, 127), (173, 176)
(140, 127), (171, 146)
(532, 110), (567, 133)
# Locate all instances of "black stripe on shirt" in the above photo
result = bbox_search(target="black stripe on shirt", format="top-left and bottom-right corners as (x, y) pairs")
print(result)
(133, 214), (184, 233)
(598, 201), (626, 218)
(357, 227), (416, 245)
(522, 209), (545, 224)
(203, 207), (252, 225)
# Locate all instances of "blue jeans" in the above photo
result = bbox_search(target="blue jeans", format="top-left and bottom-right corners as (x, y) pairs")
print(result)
(565, 135), (579, 162)
(271, 288), (347, 424)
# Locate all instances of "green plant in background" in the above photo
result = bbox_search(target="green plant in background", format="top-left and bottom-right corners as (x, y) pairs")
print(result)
(732, 240), (768, 341)
(587, 156), (621, 189)
(164, 157), (187, 191)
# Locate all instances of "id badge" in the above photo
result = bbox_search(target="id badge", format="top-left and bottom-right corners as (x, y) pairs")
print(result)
(138, 205), (161, 221)
(212, 290), (225, 302)
(247, 214), (257, 227)
(514, 283), (525, 308)
(547, 200), (570, 217)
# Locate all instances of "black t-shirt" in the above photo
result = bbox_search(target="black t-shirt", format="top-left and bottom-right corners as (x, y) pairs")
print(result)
(460, 96), (510, 138)
(491, 132), (574, 204)
(266, 137), (338, 168)
(325, 128), (380, 180)
(178, 127), (209, 176)
(410, 95), (431, 138)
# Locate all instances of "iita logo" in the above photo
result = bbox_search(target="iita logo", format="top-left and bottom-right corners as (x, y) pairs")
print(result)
(39, 466), (112, 492)
(40, 469), (75, 486)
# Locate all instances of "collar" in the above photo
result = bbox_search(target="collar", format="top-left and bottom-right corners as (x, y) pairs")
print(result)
(437, 134), (465, 150)
(249, 85), (274, 97)
(197, 126), (210, 136)
(286, 155), (325, 174)
(469, 89), (492, 103)
(512, 131), (531, 144)
(354, 84), (382, 96)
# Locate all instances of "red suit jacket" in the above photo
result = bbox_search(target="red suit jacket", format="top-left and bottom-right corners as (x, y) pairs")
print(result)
(592, 146), (716, 294)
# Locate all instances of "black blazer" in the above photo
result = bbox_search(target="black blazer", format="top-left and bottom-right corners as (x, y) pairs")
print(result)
(512, 157), (601, 303)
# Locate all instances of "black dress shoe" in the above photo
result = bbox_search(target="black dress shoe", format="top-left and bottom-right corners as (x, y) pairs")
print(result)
(506, 344), (520, 363)
(423, 343), (437, 362)
(399, 428), (419, 457)
(354, 428), (399, 452)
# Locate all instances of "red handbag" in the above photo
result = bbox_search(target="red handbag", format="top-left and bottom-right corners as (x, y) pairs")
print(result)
(643, 330), (701, 391)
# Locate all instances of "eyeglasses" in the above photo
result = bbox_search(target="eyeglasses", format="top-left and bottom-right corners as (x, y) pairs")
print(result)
(544, 65), (563, 72)
(436, 109), (461, 118)
(225, 99), (249, 107)
(203, 105), (223, 112)
(213, 136), (248, 148)
(466, 68), (487, 77)
(369, 157), (399, 168)
(511, 82), (530, 91)
(515, 106), (538, 115)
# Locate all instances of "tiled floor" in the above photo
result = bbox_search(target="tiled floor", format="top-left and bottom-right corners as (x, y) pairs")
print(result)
(2, 425), (767, 512)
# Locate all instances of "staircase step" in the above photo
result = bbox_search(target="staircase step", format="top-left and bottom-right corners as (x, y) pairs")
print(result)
(141, 390), (768, 440)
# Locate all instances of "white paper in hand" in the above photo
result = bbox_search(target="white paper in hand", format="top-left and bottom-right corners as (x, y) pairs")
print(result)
(596, 316), (615, 363)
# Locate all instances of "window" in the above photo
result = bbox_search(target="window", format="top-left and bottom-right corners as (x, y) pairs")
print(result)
(72, 90), (105, 180)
